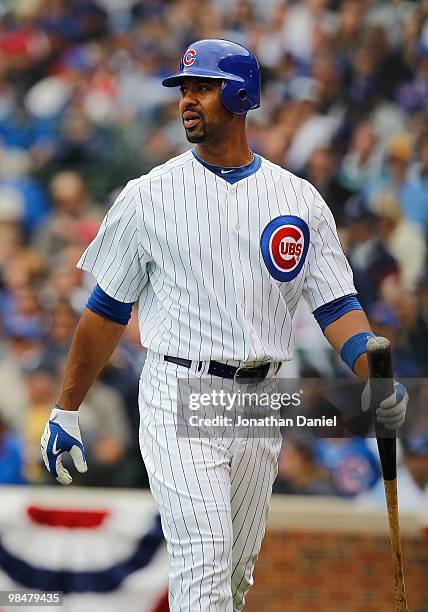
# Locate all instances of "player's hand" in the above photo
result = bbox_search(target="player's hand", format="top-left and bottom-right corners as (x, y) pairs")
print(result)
(40, 406), (87, 485)
(361, 380), (408, 429)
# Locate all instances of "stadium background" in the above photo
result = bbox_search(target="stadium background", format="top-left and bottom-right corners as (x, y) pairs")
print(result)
(0, 0), (427, 610)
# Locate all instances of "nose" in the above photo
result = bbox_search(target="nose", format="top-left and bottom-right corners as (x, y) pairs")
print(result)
(180, 87), (198, 108)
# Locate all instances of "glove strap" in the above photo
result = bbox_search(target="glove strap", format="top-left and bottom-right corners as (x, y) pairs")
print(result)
(51, 405), (79, 427)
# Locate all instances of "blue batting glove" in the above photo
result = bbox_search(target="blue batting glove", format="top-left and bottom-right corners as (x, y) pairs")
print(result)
(41, 406), (87, 485)
(361, 380), (408, 430)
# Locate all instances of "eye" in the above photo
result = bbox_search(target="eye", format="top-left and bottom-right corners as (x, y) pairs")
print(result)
(180, 86), (187, 96)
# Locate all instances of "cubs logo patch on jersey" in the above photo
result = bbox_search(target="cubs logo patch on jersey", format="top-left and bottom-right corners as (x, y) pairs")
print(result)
(260, 215), (309, 281)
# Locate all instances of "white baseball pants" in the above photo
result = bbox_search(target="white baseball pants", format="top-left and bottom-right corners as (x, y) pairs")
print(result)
(138, 351), (281, 612)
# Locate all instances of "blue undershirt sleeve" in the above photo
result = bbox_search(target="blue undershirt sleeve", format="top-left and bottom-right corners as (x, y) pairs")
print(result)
(313, 294), (362, 331)
(86, 284), (133, 325)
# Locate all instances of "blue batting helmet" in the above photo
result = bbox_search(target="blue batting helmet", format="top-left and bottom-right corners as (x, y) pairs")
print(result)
(162, 39), (260, 115)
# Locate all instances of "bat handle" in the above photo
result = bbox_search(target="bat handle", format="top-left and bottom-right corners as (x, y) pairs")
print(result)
(376, 437), (396, 481)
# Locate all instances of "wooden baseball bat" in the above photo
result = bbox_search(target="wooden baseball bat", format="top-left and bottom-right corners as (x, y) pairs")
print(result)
(366, 336), (409, 612)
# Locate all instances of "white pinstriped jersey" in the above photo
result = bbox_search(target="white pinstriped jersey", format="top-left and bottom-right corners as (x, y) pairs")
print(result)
(77, 149), (356, 362)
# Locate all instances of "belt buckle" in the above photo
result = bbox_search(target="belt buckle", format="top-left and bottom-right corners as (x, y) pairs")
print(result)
(234, 363), (267, 385)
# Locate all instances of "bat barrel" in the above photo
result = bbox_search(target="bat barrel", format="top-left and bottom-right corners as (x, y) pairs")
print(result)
(384, 479), (409, 611)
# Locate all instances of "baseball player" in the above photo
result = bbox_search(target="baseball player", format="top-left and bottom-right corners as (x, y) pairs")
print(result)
(40, 39), (408, 611)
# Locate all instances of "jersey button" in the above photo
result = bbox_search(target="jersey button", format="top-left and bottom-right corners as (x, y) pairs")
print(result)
(235, 224), (240, 232)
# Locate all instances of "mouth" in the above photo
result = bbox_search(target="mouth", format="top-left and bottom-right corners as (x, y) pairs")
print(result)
(183, 111), (201, 129)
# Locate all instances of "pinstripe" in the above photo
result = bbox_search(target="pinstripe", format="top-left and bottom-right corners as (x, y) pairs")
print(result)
(81, 213), (108, 269)
(103, 224), (137, 285)
(208, 439), (230, 610)
(147, 151), (194, 181)
(288, 175), (300, 213)
(223, 182), (247, 358)
(165, 363), (202, 611)
(260, 166), (275, 351)
(83, 179), (138, 271)
(174, 417), (206, 609)
(137, 287), (155, 325)
(310, 242), (336, 297)
(254, 172), (267, 344)
(230, 438), (260, 512)
(183, 165), (204, 358)
(234, 184), (249, 355)
(193, 164), (214, 360)
(171, 170), (192, 358)
(193, 381), (216, 611)
(301, 187), (347, 292)
(231, 439), (277, 606)
(318, 204), (354, 277)
(277, 175), (297, 346)
(157, 175), (178, 356)
(245, 178), (256, 335)
(147, 178), (170, 355)
(96, 196), (135, 283)
(214, 175), (234, 360)
(110, 247), (139, 298)
(268, 168), (287, 355)
(231, 440), (265, 567)
(199, 166), (224, 359)
(151, 365), (182, 605)
(315, 225), (348, 290)
(286, 269), (307, 314)
(225, 184), (243, 356)
(142, 360), (195, 609)
(307, 250), (325, 303)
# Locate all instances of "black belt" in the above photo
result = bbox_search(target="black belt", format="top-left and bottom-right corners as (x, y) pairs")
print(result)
(164, 355), (276, 383)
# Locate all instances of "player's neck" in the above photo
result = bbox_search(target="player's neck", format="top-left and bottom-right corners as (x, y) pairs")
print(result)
(195, 136), (252, 168)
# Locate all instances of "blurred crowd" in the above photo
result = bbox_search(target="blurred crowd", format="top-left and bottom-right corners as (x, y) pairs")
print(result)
(0, 0), (427, 505)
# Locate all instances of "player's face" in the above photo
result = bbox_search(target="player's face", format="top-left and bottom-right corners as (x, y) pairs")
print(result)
(179, 78), (232, 144)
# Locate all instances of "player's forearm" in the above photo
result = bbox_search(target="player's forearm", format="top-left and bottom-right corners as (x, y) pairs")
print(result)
(57, 308), (126, 410)
(323, 309), (371, 379)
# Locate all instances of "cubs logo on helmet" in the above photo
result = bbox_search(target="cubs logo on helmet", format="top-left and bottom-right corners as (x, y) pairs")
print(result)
(183, 49), (196, 66)
(260, 215), (309, 281)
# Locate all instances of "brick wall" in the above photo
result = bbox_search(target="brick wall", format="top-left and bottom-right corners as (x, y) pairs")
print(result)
(245, 497), (428, 612)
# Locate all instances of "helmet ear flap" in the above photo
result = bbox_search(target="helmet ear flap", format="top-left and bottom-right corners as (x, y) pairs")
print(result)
(220, 80), (251, 114)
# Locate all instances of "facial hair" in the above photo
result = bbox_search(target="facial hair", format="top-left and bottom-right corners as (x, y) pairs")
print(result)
(184, 116), (207, 143)
(184, 116), (230, 146)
